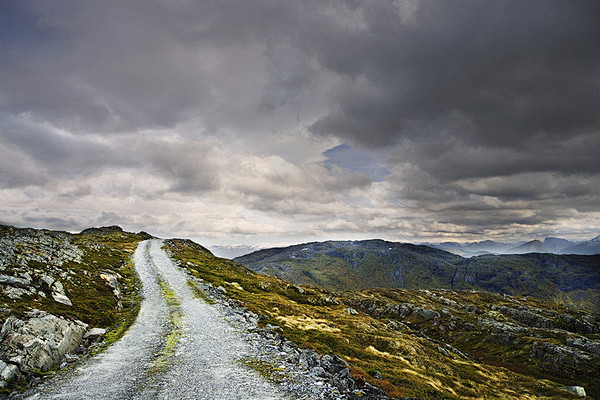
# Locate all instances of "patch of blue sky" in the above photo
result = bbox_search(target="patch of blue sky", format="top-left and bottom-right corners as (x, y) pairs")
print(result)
(322, 143), (391, 182)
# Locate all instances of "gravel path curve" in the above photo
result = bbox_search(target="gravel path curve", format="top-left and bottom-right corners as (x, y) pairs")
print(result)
(26, 239), (288, 400)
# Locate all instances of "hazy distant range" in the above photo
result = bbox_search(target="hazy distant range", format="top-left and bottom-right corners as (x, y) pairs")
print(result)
(210, 236), (600, 259)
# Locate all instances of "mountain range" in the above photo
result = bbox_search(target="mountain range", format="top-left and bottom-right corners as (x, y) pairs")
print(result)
(428, 236), (600, 257)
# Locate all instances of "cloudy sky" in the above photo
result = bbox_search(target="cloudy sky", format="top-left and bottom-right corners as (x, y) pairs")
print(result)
(1, 0), (598, 254)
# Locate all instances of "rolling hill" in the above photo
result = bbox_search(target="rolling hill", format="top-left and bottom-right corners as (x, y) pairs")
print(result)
(234, 240), (600, 313)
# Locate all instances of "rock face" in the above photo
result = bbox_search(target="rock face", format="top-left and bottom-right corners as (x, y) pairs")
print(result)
(0, 309), (94, 390)
(0, 310), (87, 374)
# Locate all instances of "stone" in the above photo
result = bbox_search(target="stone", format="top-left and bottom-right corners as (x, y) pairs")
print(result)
(52, 292), (73, 306)
(414, 307), (440, 320)
(0, 364), (19, 381)
(292, 285), (305, 294)
(9, 355), (23, 367)
(346, 307), (359, 315)
(39, 274), (55, 291)
(332, 367), (356, 392)
(23, 338), (55, 372)
(310, 366), (327, 377)
(560, 386), (586, 397)
(0, 274), (31, 288)
(0, 286), (28, 299)
(84, 328), (106, 341)
(52, 281), (66, 295)
(100, 273), (120, 298)
(216, 286), (227, 294)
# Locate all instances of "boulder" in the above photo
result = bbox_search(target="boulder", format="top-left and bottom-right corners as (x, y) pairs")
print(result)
(216, 286), (227, 295)
(332, 367), (356, 392)
(100, 273), (120, 298)
(52, 281), (66, 295)
(0, 310), (87, 373)
(291, 285), (305, 294)
(413, 307), (440, 320)
(38, 274), (55, 291)
(22, 338), (54, 372)
(346, 307), (359, 315)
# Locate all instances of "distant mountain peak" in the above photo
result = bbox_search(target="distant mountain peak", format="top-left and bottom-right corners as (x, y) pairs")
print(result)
(506, 240), (548, 254)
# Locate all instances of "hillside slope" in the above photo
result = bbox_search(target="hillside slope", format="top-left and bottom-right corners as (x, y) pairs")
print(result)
(169, 239), (600, 399)
(234, 240), (600, 313)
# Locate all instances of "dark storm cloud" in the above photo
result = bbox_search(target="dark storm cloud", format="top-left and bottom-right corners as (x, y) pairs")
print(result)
(2, 1), (597, 146)
(309, 0), (600, 148)
(396, 130), (599, 182)
(0, 0), (317, 135)
(1, 1), (214, 132)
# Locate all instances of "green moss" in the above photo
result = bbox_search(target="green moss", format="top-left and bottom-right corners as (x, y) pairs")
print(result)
(146, 278), (183, 376)
(186, 280), (215, 304)
(239, 358), (287, 384)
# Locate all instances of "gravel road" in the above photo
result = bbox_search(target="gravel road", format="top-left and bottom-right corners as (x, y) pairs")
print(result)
(26, 239), (288, 400)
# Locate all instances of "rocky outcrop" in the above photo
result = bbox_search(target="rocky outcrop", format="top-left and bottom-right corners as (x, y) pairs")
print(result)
(0, 227), (81, 306)
(347, 288), (599, 396)
(0, 309), (108, 389)
(0, 227), (83, 271)
(560, 386), (587, 397)
(0, 310), (88, 387)
(530, 341), (594, 375)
